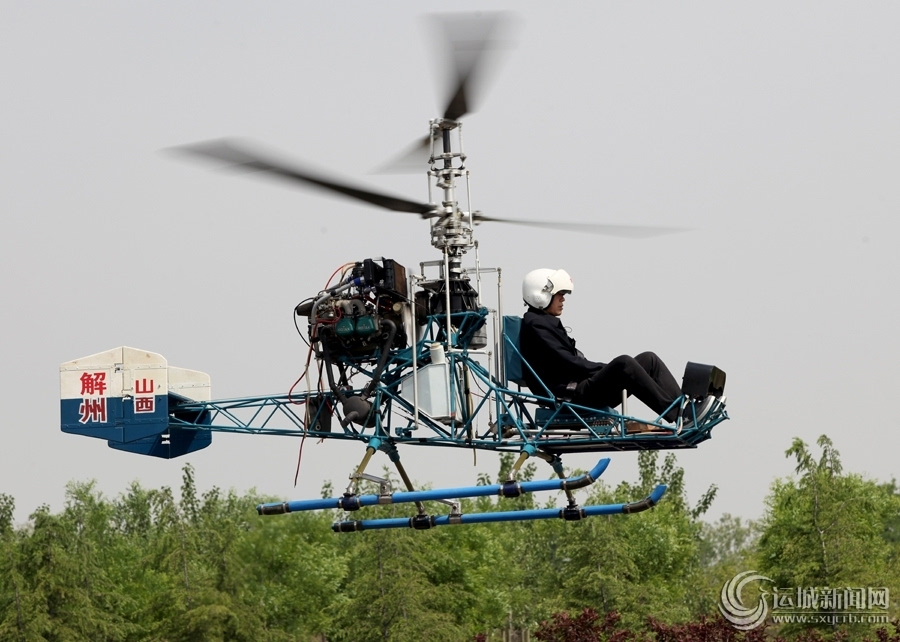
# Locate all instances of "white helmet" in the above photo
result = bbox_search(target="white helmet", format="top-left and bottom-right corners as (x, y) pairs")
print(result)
(522, 268), (574, 309)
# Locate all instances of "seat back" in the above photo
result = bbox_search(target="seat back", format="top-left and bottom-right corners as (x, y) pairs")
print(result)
(502, 316), (527, 387)
(503, 315), (614, 419)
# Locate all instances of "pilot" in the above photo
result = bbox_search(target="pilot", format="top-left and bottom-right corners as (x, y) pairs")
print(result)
(518, 268), (712, 426)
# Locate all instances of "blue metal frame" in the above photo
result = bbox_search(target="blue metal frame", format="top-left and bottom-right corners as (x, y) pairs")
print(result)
(262, 457), (612, 514)
(166, 309), (728, 456)
(329, 485), (668, 532)
(83, 306), (727, 529)
(256, 457), (668, 532)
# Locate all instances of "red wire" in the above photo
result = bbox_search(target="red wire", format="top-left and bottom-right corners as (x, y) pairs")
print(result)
(324, 262), (353, 290)
(291, 262), (353, 486)
(293, 431), (307, 487)
(293, 361), (328, 486)
(287, 343), (315, 405)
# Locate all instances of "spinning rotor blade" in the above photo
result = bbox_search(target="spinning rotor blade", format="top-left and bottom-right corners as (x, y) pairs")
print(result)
(472, 214), (689, 238)
(171, 139), (436, 216)
(374, 13), (513, 174)
(371, 134), (435, 175)
(438, 12), (511, 121)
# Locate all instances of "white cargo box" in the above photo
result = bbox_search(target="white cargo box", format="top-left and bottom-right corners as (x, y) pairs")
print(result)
(399, 363), (455, 422)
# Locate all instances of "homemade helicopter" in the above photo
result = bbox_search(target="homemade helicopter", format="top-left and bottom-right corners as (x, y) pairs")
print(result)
(59, 14), (727, 532)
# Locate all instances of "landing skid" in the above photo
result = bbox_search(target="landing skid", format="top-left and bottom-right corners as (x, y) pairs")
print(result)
(257, 457), (667, 532)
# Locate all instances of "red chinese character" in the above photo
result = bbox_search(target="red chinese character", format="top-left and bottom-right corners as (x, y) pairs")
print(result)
(79, 372), (107, 396)
(78, 397), (107, 423)
(134, 396), (155, 414)
(135, 378), (154, 394)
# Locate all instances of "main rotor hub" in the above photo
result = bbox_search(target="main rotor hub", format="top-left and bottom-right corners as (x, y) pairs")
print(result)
(427, 119), (476, 255)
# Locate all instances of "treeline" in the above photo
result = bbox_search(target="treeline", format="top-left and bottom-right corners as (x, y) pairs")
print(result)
(0, 436), (897, 641)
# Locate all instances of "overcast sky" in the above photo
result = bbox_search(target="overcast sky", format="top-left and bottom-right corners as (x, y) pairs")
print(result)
(2, 1), (898, 526)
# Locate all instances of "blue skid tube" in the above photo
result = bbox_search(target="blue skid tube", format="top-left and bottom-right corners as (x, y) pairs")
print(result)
(333, 484), (667, 532)
(257, 458), (610, 516)
(256, 458), (667, 532)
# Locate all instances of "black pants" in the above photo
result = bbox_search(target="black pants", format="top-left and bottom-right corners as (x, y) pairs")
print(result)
(573, 352), (682, 422)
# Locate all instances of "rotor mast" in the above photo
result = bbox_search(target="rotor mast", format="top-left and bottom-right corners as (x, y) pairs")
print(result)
(428, 118), (476, 281)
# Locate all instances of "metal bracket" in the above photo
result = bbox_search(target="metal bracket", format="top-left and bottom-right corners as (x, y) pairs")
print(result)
(352, 472), (392, 499)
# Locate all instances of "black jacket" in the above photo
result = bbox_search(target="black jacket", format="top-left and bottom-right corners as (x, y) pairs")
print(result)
(519, 307), (603, 396)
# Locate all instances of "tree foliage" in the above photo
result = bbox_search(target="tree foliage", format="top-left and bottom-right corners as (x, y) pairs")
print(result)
(759, 437), (897, 588)
(0, 436), (897, 641)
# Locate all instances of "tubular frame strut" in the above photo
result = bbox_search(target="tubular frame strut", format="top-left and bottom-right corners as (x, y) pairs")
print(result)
(158, 276), (726, 531)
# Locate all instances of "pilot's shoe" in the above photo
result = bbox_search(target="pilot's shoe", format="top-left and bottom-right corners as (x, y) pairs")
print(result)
(682, 395), (715, 428)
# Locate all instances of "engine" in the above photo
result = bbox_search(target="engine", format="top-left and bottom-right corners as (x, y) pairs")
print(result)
(294, 258), (412, 428)
(295, 257), (490, 428)
(298, 258), (409, 364)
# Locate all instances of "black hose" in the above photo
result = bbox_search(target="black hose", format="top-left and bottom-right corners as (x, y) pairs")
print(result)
(362, 319), (397, 398)
(319, 331), (348, 404)
(622, 494), (661, 514)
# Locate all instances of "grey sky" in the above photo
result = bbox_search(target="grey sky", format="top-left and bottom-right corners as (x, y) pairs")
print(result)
(2, 2), (898, 525)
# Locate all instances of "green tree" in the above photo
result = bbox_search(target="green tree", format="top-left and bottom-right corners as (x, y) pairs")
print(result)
(13, 484), (135, 642)
(525, 451), (717, 631)
(757, 436), (900, 638)
(329, 502), (463, 641)
(136, 465), (270, 641)
(235, 500), (346, 639)
(694, 513), (761, 615)
(0, 494), (30, 642)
